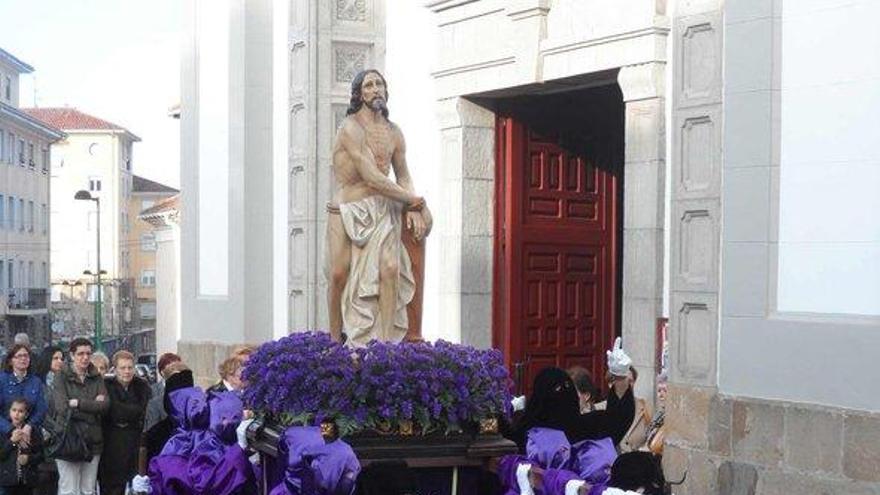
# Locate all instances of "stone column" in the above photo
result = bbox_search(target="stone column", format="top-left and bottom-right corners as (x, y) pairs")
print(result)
(179, 0), (278, 386)
(435, 97), (495, 348)
(663, 2), (724, 493)
(617, 62), (667, 402)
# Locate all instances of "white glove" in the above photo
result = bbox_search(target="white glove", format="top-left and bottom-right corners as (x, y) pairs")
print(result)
(565, 480), (587, 495)
(236, 418), (254, 450)
(606, 337), (632, 377)
(130, 474), (152, 493)
(516, 463), (535, 495)
(511, 395), (526, 412)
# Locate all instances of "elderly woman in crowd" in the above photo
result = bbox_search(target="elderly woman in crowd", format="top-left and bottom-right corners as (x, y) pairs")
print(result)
(98, 350), (151, 495)
(89, 352), (110, 377)
(52, 337), (109, 495)
(206, 356), (245, 394)
(143, 360), (189, 462)
(0, 344), (48, 445)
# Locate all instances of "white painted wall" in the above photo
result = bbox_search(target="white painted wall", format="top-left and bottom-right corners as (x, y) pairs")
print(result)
(154, 222), (179, 353)
(776, 0), (880, 316)
(50, 133), (130, 281)
(719, 0), (880, 412)
(386, 2), (444, 342)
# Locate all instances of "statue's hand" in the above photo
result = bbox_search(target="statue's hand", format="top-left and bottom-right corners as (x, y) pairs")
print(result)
(406, 210), (427, 242)
(421, 204), (433, 237)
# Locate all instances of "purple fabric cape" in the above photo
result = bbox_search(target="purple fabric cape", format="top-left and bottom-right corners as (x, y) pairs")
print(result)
(527, 427), (572, 470)
(209, 390), (245, 445)
(497, 455), (529, 495)
(570, 438), (616, 485)
(148, 387), (257, 495)
(499, 427), (619, 495)
(542, 468), (581, 495)
(269, 426), (360, 495)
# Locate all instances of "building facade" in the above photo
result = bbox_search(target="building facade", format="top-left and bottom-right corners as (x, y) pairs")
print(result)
(176, 5), (880, 491)
(129, 175), (178, 334)
(139, 195), (179, 358)
(24, 107), (140, 343)
(426, 0), (880, 492)
(0, 48), (65, 348)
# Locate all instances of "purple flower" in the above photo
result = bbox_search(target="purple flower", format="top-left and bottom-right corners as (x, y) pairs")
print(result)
(243, 331), (513, 436)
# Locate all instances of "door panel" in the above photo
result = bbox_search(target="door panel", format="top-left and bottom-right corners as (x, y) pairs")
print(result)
(495, 116), (619, 396)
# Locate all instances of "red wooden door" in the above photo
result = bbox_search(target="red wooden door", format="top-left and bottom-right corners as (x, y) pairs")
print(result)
(494, 116), (619, 396)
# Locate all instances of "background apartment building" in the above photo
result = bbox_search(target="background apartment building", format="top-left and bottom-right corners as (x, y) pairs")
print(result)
(24, 107), (139, 345)
(0, 47), (64, 349)
(128, 175), (177, 351)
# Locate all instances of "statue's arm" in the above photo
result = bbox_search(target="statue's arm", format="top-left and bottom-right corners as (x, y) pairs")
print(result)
(391, 125), (415, 193)
(339, 120), (421, 205)
(391, 125), (432, 238)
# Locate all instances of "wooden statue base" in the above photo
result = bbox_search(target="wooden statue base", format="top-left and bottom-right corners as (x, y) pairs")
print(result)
(247, 418), (516, 493)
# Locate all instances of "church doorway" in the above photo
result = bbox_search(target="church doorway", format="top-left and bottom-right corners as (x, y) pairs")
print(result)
(492, 84), (624, 395)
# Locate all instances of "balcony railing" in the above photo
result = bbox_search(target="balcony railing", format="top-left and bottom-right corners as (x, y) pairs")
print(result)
(4, 288), (48, 310)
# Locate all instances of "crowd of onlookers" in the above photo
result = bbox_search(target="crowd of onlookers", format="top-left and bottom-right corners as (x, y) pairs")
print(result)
(0, 332), (252, 495)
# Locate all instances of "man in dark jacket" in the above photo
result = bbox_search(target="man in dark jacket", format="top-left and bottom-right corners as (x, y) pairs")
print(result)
(98, 350), (151, 495)
(51, 337), (109, 495)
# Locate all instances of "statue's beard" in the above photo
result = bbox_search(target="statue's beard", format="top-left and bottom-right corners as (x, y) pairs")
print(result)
(368, 97), (386, 113)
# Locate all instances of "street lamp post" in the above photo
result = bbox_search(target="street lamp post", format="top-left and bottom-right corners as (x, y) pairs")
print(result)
(75, 190), (103, 352)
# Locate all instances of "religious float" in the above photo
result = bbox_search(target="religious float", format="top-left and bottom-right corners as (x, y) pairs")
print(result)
(243, 331), (518, 493)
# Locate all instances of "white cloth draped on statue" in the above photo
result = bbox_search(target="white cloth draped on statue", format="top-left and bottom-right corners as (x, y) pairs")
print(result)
(339, 195), (415, 347)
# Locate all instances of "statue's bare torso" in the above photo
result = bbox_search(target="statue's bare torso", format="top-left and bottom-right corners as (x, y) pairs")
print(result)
(331, 116), (398, 205)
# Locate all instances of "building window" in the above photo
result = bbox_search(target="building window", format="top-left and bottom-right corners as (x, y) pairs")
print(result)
(27, 262), (33, 288)
(140, 301), (156, 319)
(140, 233), (156, 251)
(27, 143), (34, 168)
(0, 194), (4, 230)
(40, 204), (47, 234)
(3, 76), (10, 102)
(40, 262), (47, 288)
(140, 270), (156, 287)
(6, 197), (12, 230)
(88, 176), (102, 192)
(41, 148), (49, 172)
(17, 139), (24, 165)
(17, 199), (24, 231)
(27, 201), (34, 233)
(6, 133), (13, 163)
(0, 130), (4, 163)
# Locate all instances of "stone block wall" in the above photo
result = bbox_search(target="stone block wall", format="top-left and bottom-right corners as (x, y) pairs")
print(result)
(664, 384), (880, 494)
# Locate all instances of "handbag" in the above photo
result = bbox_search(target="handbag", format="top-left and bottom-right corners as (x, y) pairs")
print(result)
(46, 410), (93, 462)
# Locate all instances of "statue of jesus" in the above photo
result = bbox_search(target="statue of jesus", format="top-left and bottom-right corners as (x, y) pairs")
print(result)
(326, 69), (432, 347)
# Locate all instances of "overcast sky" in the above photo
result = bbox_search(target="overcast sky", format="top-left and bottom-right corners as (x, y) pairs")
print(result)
(1, 0), (181, 188)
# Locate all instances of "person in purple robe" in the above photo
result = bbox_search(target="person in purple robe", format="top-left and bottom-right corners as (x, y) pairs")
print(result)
(268, 425), (360, 495)
(147, 371), (256, 495)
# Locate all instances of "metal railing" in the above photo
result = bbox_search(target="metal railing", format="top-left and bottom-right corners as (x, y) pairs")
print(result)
(4, 288), (48, 310)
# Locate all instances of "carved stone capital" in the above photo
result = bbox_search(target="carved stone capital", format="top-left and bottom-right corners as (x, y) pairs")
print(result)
(506, 0), (551, 21)
(618, 62), (666, 102)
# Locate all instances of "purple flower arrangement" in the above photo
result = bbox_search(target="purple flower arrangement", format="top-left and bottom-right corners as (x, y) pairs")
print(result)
(242, 332), (513, 437)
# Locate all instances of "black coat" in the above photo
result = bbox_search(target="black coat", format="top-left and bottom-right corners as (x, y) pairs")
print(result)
(144, 370), (193, 464)
(0, 426), (44, 487)
(98, 377), (151, 488)
(51, 365), (110, 456)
